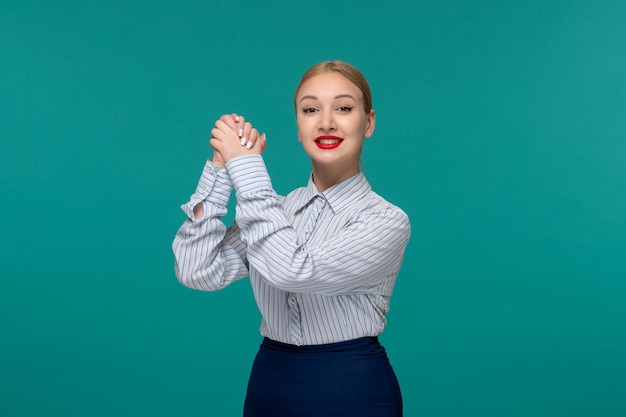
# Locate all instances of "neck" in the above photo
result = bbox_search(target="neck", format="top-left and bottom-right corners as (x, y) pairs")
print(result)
(311, 162), (360, 192)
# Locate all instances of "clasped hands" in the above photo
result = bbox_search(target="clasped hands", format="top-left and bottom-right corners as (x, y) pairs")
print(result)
(210, 114), (266, 167)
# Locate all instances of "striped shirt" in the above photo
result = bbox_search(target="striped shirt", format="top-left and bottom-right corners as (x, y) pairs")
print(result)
(173, 154), (411, 346)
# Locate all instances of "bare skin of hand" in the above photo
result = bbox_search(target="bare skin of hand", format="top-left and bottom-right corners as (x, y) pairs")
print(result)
(211, 114), (266, 166)
(194, 114), (267, 219)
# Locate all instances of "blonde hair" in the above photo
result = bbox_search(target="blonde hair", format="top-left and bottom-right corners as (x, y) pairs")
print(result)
(294, 60), (373, 114)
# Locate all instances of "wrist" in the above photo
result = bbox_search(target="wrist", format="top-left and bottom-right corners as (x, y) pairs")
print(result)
(212, 152), (225, 167)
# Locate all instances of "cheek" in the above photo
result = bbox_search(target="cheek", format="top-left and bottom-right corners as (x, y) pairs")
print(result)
(296, 119), (311, 140)
(342, 119), (366, 136)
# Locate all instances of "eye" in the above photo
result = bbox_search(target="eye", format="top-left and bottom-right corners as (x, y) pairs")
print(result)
(337, 106), (353, 113)
(302, 107), (318, 114)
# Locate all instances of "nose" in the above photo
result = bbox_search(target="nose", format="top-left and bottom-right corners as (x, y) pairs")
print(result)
(318, 109), (336, 132)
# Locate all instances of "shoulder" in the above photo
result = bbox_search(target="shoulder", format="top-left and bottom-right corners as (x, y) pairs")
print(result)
(282, 185), (308, 203)
(278, 185), (309, 213)
(350, 190), (411, 230)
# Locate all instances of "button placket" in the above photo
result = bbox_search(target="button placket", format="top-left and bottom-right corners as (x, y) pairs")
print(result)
(287, 293), (303, 346)
(289, 195), (326, 346)
(301, 195), (327, 247)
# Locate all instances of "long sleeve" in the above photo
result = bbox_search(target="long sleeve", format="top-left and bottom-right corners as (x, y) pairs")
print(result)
(226, 155), (411, 296)
(172, 159), (249, 291)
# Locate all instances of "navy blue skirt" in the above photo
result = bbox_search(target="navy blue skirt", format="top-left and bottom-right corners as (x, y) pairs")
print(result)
(243, 337), (403, 416)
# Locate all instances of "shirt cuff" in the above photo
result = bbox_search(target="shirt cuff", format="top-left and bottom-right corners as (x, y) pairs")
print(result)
(196, 159), (232, 205)
(226, 155), (273, 199)
(181, 159), (232, 220)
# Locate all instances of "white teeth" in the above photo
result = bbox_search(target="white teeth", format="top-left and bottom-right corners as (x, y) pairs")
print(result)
(318, 139), (341, 144)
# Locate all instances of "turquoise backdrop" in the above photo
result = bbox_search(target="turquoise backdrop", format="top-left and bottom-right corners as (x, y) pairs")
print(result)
(2, 1), (625, 416)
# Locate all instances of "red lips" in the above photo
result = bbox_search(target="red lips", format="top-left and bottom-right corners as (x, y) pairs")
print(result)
(315, 135), (343, 150)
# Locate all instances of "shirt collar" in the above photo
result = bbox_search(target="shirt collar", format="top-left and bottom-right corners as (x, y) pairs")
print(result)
(301, 172), (372, 214)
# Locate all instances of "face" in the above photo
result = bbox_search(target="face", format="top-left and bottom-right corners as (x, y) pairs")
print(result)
(295, 72), (375, 177)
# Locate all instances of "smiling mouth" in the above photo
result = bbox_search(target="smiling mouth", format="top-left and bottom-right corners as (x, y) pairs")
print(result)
(315, 135), (343, 149)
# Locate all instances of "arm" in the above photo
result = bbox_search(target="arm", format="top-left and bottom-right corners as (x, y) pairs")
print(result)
(172, 159), (249, 291)
(173, 113), (266, 290)
(227, 155), (411, 296)
(190, 113), (262, 218)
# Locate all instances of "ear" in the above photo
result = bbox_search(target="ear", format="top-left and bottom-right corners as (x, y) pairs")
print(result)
(364, 109), (376, 138)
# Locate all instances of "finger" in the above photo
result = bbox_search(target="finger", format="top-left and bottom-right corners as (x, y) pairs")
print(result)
(252, 132), (267, 153)
(241, 122), (253, 147)
(219, 114), (238, 132)
(209, 137), (221, 151)
(210, 129), (222, 144)
(236, 115), (246, 139)
(213, 120), (239, 139)
(245, 128), (259, 149)
(211, 123), (237, 144)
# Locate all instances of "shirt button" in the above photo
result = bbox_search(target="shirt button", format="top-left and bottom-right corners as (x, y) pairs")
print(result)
(295, 340), (303, 347)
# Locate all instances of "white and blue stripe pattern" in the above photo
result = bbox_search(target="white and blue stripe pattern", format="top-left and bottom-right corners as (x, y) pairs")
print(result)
(173, 155), (411, 346)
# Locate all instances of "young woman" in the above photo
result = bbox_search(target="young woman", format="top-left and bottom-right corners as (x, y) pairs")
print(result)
(173, 61), (411, 416)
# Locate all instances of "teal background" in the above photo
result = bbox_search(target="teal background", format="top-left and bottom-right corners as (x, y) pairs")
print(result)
(2, 1), (625, 416)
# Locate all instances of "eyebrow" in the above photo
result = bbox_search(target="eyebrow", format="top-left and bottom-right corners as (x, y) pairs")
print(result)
(299, 94), (356, 103)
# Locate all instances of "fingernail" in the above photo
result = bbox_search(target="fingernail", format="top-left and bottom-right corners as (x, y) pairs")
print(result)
(246, 141), (253, 149)
(238, 128), (243, 137)
(240, 137), (247, 146)
(262, 133), (267, 141)
(235, 115), (240, 122)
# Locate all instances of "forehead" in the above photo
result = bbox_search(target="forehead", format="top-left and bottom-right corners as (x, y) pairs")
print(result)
(297, 72), (362, 101)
